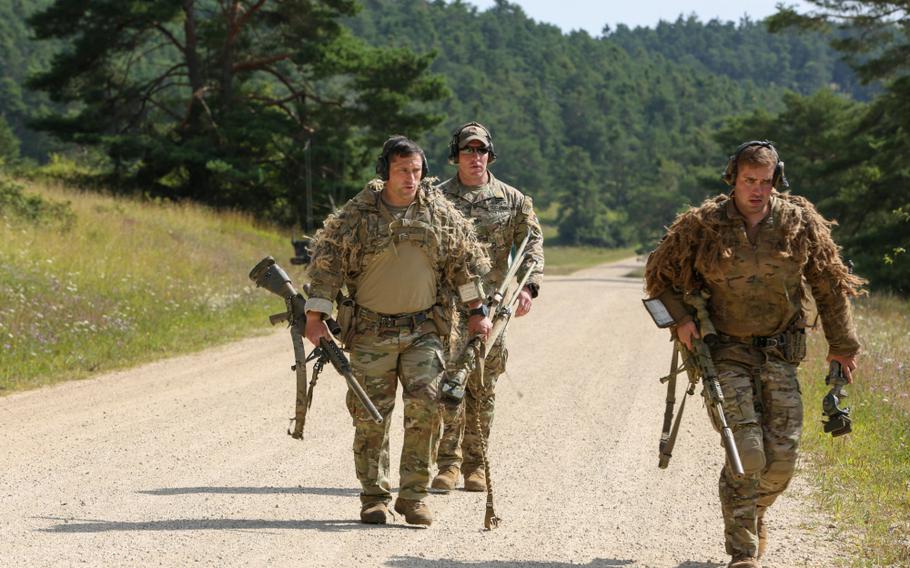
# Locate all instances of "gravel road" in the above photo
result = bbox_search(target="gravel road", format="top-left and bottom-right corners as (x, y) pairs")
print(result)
(0, 259), (848, 567)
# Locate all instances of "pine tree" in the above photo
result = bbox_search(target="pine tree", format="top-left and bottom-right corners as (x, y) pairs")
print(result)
(26, 0), (447, 224)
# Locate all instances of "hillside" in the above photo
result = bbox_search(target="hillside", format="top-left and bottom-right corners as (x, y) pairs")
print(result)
(0, 176), (295, 392)
(2, 0), (904, 289)
(347, 0), (867, 245)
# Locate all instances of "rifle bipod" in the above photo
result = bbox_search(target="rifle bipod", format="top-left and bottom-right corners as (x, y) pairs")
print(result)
(287, 346), (325, 439)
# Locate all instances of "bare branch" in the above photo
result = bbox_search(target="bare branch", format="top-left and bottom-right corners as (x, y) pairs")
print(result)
(154, 23), (186, 53)
(233, 53), (291, 72)
(144, 95), (186, 123)
(255, 65), (345, 107)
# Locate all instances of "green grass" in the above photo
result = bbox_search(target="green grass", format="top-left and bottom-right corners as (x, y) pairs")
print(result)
(0, 179), (636, 394)
(543, 245), (637, 275)
(537, 202), (639, 274)
(799, 294), (910, 566)
(0, 179), (300, 394)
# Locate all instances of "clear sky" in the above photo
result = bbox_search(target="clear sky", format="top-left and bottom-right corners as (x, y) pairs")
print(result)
(465, 0), (816, 35)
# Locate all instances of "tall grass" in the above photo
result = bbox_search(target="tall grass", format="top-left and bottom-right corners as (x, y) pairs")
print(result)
(544, 246), (637, 275)
(0, 179), (297, 393)
(799, 295), (910, 566)
(536, 202), (638, 274)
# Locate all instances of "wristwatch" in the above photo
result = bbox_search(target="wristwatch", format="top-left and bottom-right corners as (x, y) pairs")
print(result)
(468, 304), (489, 318)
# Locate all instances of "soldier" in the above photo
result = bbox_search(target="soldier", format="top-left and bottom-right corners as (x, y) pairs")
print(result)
(644, 141), (864, 568)
(304, 136), (491, 526)
(431, 122), (544, 493)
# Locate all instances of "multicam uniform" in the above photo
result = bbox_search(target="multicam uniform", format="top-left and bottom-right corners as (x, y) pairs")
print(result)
(435, 172), (544, 476)
(645, 191), (862, 558)
(305, 178), (489, 505)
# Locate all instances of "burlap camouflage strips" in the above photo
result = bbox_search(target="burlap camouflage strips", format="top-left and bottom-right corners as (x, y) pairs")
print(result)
(644, 190), (861, 559)
(645, 192), (863, 354)
(305, 178), (491, 504)
(306, 178), (490, 315)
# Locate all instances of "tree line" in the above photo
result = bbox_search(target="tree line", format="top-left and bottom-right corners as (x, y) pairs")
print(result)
(1, 0), (906, 290)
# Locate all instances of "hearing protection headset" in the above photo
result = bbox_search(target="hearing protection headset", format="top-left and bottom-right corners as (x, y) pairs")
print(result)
(721, 140), (788, 189)
(375, 136), (429, 181)
(447, 122), (497, 164)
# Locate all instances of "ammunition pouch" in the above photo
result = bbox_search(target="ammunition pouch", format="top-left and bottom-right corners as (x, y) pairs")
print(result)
(781, 328), (807, 364)
(336, 296), (357, 350)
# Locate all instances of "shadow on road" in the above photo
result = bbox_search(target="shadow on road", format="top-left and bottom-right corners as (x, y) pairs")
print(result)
(36, 516), (414, 533)
(387, 559), (634, 568)
(137, 486), (359, 497)
(386, 559), (723, 568)
(544, 277), (642, 286)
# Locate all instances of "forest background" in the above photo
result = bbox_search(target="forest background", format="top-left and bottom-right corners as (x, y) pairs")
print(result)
(2, 3), (908, 563)
(1, 0), (908, 290)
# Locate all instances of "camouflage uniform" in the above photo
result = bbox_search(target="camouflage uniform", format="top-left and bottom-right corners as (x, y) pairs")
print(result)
(435, 171), (544, 475)
(306, 178), (488, 503)
(645, 192), (861, 558)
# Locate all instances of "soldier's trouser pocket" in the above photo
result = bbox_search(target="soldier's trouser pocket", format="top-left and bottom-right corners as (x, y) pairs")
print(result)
(716, 367), (765, 475)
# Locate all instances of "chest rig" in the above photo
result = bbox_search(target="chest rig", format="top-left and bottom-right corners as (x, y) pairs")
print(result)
(348, 193), (444, 285)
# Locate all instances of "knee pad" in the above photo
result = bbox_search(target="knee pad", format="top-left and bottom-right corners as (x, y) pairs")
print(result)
(733, 424), (766, 475)
(763, 458), (796, 484)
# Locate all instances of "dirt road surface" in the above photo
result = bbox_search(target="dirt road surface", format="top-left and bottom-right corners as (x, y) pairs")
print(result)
(1, 259), (848, 567)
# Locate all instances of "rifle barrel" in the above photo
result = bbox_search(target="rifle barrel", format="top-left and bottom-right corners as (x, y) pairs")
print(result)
(319, 338), (383, 423)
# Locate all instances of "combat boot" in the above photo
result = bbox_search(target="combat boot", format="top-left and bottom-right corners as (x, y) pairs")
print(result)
(463, 467), (486, 492)
(727, 554), (760, 568)
(757, 517), (768, 558)
(393, 498), (433, 526)
(431, 465), (460, 492)
(359, 500), (389, 524)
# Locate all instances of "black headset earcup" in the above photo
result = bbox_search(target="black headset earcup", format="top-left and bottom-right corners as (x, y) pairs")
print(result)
(375, 155), (389, 180)
(448, 128), (461, 164)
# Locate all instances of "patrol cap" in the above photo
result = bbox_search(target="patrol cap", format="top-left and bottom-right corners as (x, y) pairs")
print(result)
(457, 123), (491, 148)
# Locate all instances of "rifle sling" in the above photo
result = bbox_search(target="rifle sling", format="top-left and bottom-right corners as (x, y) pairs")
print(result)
(289, 328), (309, 440)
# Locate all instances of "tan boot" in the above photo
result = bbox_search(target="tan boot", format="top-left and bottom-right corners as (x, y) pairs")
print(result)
(359, 500), (389, 524)
(463, 468), (486, 492)
(393, 498), (433, 526)
(727, 554), (760, 568)
(757, 517), (767, 559)
(431, 465), (460, 492)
